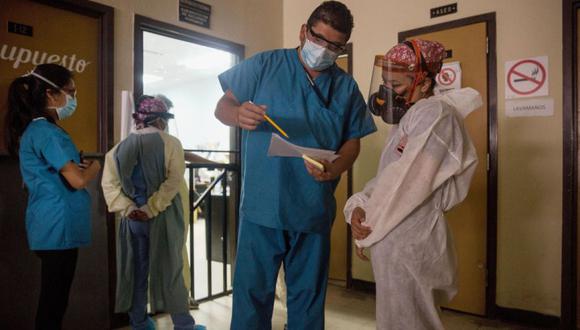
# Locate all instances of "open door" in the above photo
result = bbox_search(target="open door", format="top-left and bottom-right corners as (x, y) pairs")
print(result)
(400, 14), (497, 316)
(134, 15), (244, 303)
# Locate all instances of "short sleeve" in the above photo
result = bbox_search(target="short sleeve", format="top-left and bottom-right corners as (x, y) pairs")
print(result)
(343, 86), (377, 140)
(218, 52), (265, 103)
(39, 130), (77, 171)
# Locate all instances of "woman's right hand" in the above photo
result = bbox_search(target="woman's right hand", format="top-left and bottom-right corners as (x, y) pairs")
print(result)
(237, 101), (266, 130)
(350, 207), (372, 240)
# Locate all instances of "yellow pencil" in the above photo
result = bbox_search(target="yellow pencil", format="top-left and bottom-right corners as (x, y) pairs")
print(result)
(263, 114), (289, 139)
(249, 101), (289, 138)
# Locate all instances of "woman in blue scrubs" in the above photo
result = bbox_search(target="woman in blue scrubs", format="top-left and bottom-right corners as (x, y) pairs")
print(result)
(4, 64), (101, 330)
(215, 2), (376, 329)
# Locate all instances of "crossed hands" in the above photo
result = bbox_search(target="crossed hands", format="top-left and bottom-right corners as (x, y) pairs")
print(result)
(350, 207), (372, 261)
(128, 209), (150, 221)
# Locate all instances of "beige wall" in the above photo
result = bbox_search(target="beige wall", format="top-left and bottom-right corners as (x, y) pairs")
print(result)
(91, 0), (283, 142)
(283, 0), (562, 316)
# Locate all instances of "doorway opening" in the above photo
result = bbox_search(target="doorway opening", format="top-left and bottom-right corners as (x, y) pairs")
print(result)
(134, 15), (244, 302)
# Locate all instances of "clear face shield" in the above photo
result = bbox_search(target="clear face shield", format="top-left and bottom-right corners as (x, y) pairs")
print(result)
(367, 55), (426, 124)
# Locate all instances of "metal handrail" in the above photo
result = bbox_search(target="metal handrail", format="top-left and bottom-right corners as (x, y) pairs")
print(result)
(187, 164), (239, 303)
(186, 162), (239, 170)
(192, 171), (226, 210)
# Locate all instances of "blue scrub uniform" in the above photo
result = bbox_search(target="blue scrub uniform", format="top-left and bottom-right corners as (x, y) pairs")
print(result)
(19, 118), (91, 250)
(219, 49), (376, 329)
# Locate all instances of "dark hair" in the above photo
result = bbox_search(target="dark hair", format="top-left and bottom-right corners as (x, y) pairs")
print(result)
(307, 1), (354, 40)
(3, 64), (73, 157)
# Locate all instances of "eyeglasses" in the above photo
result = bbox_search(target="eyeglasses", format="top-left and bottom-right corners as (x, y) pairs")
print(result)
(307, 26), (346, 53)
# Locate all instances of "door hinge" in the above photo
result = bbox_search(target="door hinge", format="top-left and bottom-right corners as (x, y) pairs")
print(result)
(486, 37), (489, 54)
(486, 153), (490, 171)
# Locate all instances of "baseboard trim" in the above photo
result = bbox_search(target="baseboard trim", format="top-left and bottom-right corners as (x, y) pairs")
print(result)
(350, 279), (375, 294)
(494, 306), (560, 328)
(349, 279), (561, 328)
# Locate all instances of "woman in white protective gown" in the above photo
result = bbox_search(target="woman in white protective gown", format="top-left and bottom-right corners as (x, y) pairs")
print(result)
(344, 39), (481, 330)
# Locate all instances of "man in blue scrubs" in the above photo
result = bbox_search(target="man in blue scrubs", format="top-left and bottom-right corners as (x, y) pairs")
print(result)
(215, 2), (376, 329)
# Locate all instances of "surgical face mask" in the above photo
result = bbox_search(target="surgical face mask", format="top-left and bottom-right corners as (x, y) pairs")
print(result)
(55, 92), (77, 120)
(368, 84), (412, 124)
(301, 38), (338, 71)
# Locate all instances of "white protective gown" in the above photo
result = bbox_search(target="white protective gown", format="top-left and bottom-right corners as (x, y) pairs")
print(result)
(344, 88), (481, 330)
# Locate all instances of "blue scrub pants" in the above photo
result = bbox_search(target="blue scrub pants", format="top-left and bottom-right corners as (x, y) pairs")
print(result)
(231, 220), (330, 330)
(128, 221), (195, 330)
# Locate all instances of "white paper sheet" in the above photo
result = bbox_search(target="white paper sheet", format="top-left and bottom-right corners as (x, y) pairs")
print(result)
(267, 133), (340, 162)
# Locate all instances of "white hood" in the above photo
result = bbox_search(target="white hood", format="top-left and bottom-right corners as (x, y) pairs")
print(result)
(437, 87), (483, 119)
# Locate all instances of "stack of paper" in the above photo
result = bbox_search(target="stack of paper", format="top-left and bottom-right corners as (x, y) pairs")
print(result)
(267, 133), (339, 162)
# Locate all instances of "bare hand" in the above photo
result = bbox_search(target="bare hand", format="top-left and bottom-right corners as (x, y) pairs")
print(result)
(128, 209), (149, 221)
(237, 101), (266, 130)
(350, 207), (371, 240)
(304, 159), (340, 182)
(356, 246), (369, 261)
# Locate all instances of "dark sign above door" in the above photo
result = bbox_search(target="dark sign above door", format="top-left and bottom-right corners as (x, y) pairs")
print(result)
(430, 3), (458, 18)
(179, 0), (211, 29)
(8, 21), (33, 37)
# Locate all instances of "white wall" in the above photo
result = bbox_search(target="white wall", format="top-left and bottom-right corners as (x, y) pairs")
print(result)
(283, 0), (563, 316)
(91, 0), (283, 142)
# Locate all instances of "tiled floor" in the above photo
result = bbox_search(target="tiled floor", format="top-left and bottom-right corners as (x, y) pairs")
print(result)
(115, 284), (544, 330)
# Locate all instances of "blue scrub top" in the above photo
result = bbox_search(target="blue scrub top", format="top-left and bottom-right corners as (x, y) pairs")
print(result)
(19, 118), (91, 250)
(219, 48), (376, 233)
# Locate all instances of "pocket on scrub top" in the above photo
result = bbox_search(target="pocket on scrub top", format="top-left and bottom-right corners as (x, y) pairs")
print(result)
(307, 105), (344, 151)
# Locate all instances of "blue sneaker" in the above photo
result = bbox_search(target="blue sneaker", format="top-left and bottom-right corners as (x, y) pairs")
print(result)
(194, 325), (207, 330)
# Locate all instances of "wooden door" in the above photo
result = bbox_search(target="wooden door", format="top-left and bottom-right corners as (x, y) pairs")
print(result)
(405, 22), (489, 315)
(329, 55), (350, 283)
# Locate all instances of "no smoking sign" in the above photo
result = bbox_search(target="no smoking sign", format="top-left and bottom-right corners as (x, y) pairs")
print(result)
(505, 56), (548, 99)
(434, 61), (461, 95)
(437, 67), (456, 86)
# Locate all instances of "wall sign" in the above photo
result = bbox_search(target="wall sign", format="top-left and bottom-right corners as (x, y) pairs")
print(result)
(0, 0), (106, 153)
(505, 98), (554, 117)
(179, 0), (211, 28)
(8, 21), (33, 37)
(505, 56), (548, 99)
(430, 3), (458, 18)
(434, 61), (462, 95)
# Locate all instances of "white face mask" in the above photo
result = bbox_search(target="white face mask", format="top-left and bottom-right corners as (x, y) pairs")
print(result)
(55, 92), (77, 120)
(301, 38), (338, 71)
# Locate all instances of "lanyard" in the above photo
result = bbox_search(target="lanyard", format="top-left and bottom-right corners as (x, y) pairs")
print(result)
(304, 72), (333, 108)
(299, 52), (334, 108)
